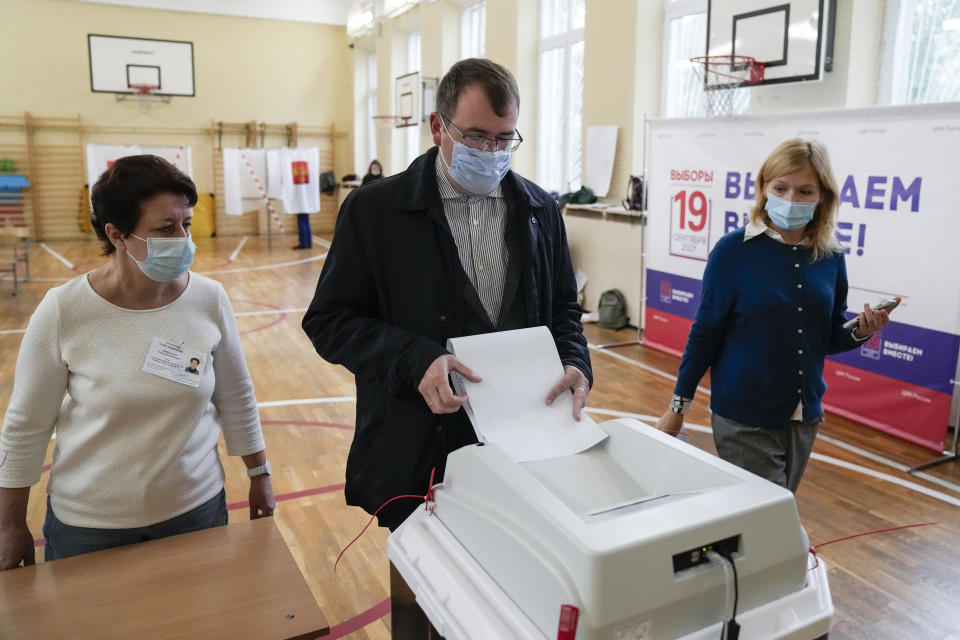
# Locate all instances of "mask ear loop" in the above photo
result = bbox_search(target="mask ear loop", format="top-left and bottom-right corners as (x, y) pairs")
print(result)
(437, 118), (457, 175)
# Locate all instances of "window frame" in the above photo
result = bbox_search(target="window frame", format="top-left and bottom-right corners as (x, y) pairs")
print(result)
(366, 50), (378, 172)
(460, 1), (486, 60)
(660, 0), (707, 118)
(873, 0), (959, 105)
(406, 30), (422, 166)
(537, 0), (585, 193)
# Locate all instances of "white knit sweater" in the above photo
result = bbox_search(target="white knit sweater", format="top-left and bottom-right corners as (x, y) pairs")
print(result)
(0, 273), (265, 528)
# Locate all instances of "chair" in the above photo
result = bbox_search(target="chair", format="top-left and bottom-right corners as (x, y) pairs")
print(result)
(0, 226), (31, 295)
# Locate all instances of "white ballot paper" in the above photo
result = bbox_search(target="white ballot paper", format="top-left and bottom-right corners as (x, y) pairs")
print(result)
(446, 326), (608, 462)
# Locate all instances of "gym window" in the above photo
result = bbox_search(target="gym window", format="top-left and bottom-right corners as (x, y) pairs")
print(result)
(537, 0), (585, 194)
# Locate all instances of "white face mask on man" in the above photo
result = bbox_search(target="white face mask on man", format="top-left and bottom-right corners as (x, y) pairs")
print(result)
(440, 120), (512, 196)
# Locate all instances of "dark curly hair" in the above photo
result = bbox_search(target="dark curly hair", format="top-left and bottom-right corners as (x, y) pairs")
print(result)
(90, 155), (197, 255)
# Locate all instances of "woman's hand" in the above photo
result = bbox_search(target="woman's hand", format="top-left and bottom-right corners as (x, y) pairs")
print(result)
(0, 523), (35, 571)
(0, 487), (34, 570)
(654, 409), (685, 438)
(248, 475), (275, 520)
(853, 296), (901, 339)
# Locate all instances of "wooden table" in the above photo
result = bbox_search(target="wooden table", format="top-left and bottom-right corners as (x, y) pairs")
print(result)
(0, 518), (329, 640)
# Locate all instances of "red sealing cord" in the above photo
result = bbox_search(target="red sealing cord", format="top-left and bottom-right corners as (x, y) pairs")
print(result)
(335, 467), (437, 571)
(808, 521), (939, 571)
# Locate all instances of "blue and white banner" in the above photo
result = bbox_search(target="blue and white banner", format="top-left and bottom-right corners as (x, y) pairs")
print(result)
(643, 103), (960, 451)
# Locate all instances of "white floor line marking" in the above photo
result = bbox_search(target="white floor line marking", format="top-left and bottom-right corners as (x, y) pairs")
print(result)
(585, 406), (958, 504)
(39, 243), (74, 270)
(0, 329), (27, 335)
(200, 252), (327, 275)
(257, 396), (356, 408)
(234, 307), (308, 317)
(810, 452), (960, 508)
(816, 433), (960, 495)
(584, 407), (711, 432)
(2, 250), (328, 282)
(588, 343), (712, 396)
(46, 393), (959, 505)
(228, 236), (248, 262)
(311, 235), (332, 248)
(588, 345), (960, 495)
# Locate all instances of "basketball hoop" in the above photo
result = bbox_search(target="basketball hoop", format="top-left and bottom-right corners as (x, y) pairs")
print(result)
(690, 55), (764, 117)
(116, 84), (171, 110)
(373, 115), (414, 131)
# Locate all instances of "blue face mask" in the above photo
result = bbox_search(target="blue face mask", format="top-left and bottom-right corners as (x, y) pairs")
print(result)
(127, 234), (196, 282)
(441, 121), (512, 195)
(764, 193), (817, 231)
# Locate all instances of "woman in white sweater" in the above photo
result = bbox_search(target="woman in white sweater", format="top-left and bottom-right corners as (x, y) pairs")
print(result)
(0, 155), (274, 569)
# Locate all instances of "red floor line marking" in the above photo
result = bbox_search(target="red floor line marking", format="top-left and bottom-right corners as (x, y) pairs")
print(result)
(227, 482), (346, 511)
(239, 312), (287, 335)
(324, 598), (391, 639)
(233, 299), (288, 335)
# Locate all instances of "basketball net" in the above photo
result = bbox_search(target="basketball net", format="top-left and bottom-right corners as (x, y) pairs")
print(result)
(127, 84), (164, 111)
(690, 56), (764, 117)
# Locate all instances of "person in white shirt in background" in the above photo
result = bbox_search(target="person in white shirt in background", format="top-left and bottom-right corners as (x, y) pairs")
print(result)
(0, 155), (274, 570)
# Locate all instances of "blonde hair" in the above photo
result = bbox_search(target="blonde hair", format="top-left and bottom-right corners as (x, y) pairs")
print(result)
(751, 139), (840, 261)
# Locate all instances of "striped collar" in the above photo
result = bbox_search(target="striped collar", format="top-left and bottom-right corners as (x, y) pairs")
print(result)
(435, 153), (504, 200)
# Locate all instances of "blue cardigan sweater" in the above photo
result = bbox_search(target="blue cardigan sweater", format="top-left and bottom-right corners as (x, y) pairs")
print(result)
(674, 227), (861, 427)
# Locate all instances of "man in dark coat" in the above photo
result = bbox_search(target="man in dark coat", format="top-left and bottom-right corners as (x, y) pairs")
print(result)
(302, 58), (592, 530)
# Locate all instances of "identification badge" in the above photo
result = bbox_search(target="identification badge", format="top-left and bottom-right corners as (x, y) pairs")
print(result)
(142, 337), (205, 388)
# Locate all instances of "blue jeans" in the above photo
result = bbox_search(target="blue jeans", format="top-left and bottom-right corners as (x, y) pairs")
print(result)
(42, 489), (228, 562)
(296, 213), (312, 247)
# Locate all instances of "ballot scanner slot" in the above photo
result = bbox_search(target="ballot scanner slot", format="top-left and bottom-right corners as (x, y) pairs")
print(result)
(521, 423), (742, 522)
(672, 534), (741, 573)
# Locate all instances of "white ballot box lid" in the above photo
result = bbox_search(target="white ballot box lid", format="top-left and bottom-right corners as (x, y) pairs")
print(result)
(388, 418), (833, 640)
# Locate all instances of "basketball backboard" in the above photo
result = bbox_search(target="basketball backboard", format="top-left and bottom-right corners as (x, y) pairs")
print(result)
(706, 0), (830, 87)
(88, 34), (195, 96)
(394, 71), (420, 128)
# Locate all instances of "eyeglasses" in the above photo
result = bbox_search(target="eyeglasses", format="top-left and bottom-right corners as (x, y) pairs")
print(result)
(441, 115), (523, 152)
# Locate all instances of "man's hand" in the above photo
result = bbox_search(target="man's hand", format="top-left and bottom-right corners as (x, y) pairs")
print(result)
(0, 523), (35, 570)
(418, 355), (482, 415)
(248, 475), (275, 520)
(545, 365), (590, 421)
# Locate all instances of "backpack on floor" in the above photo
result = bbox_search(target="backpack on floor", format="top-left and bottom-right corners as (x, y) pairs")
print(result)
(597, 289), (629, 330)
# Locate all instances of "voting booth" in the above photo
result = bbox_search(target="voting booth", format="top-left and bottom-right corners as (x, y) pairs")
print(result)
(388, 328), (832, 640)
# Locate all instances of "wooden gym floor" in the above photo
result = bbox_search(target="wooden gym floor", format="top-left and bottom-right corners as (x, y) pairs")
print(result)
(1, 235), (958, 640)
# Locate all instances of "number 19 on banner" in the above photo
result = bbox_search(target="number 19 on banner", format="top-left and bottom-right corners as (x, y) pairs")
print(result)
(669, 189), (711, 261)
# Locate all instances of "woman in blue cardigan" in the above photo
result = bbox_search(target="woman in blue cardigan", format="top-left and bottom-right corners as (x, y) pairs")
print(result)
(656, 139), (898, 491)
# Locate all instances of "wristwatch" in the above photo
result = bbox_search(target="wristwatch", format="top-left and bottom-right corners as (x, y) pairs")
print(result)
(246, 460), (272, 478)
(668, 395), (692, 415)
